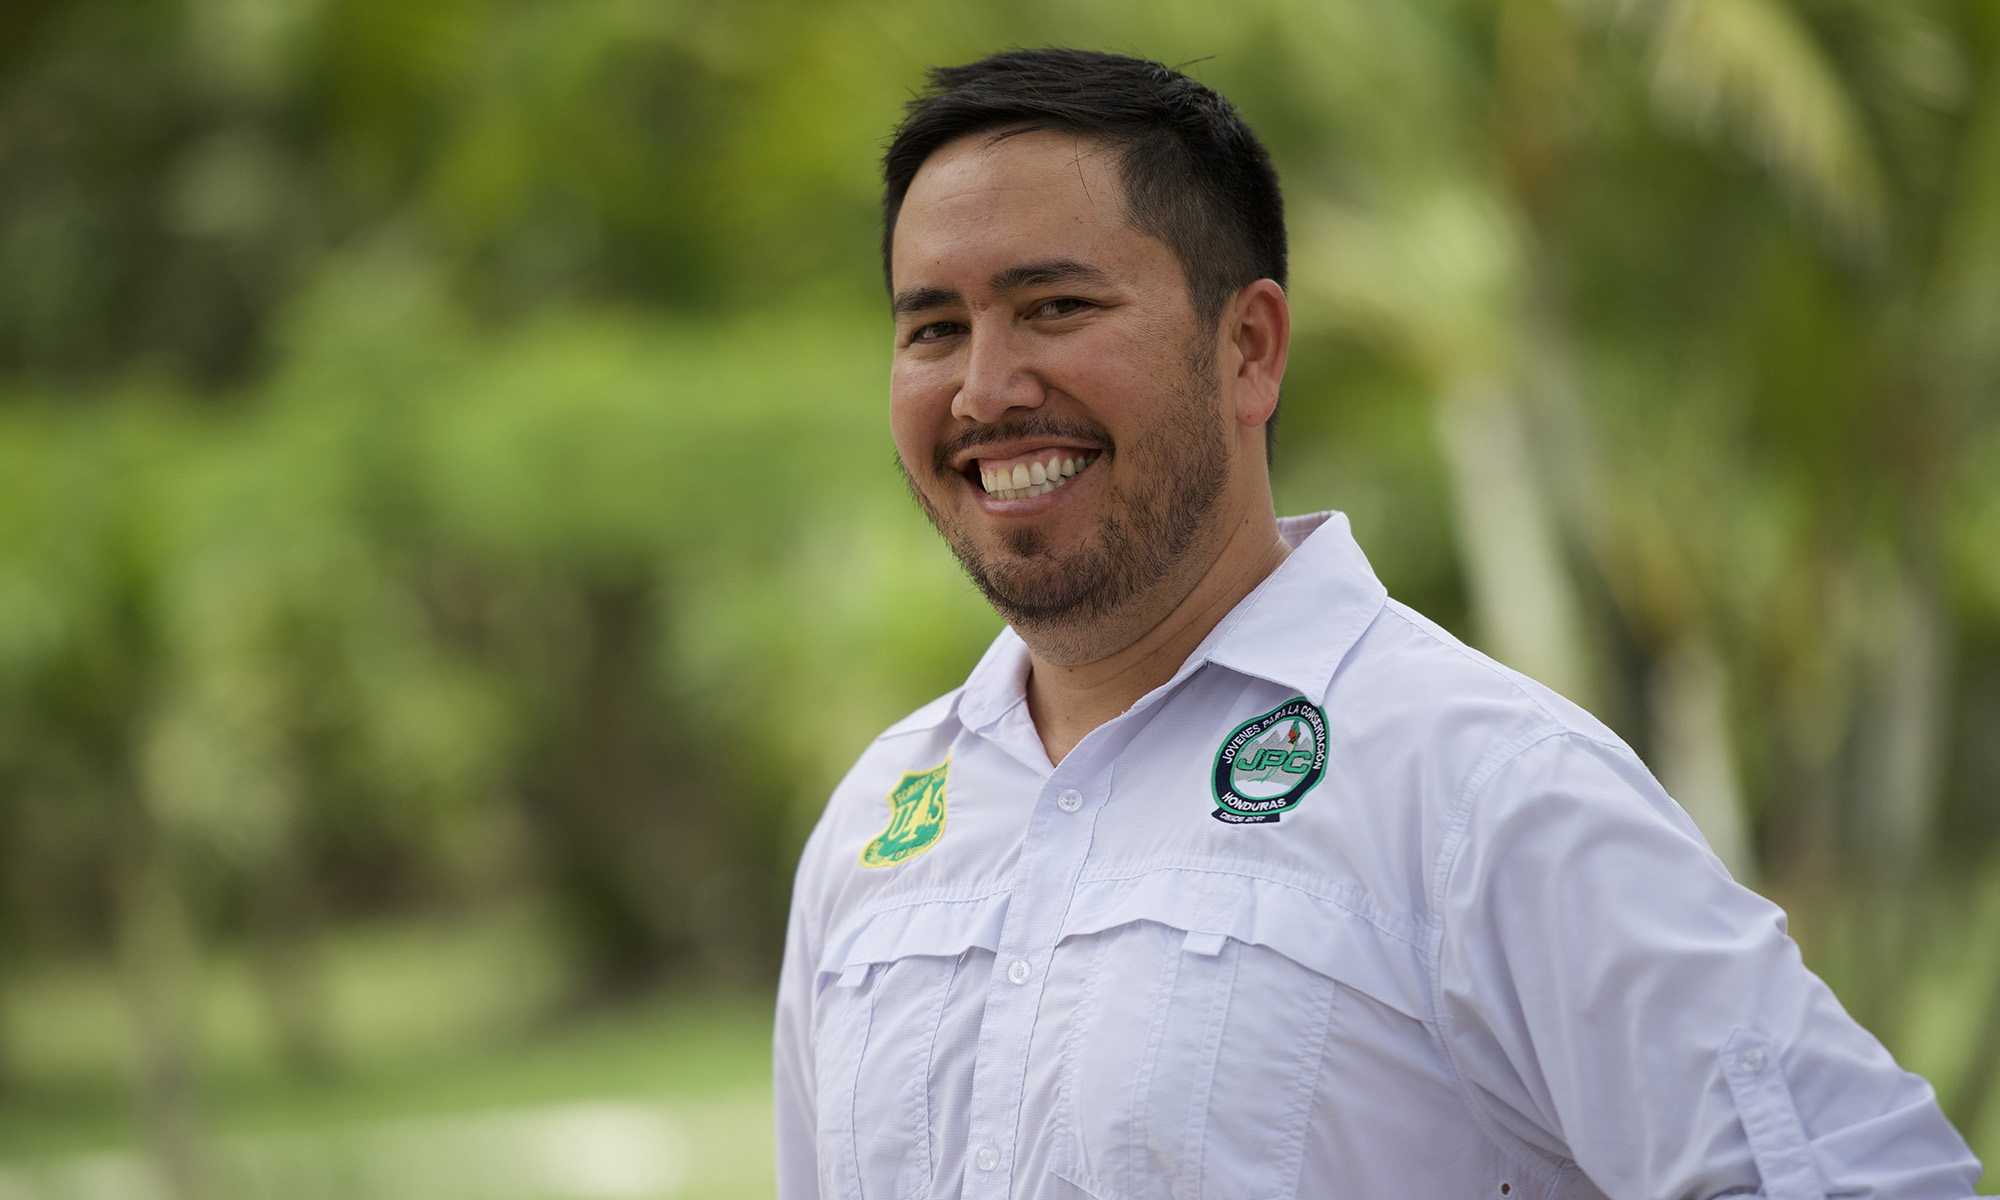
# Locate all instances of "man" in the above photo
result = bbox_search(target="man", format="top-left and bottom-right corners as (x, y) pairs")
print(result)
(773, 48), (1986, 1199)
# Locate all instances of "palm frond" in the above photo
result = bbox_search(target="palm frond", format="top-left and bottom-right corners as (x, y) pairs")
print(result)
(1647, 0), (1887, 255)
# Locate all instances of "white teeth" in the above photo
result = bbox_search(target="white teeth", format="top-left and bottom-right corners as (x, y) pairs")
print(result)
(977, 450), (1100, 500)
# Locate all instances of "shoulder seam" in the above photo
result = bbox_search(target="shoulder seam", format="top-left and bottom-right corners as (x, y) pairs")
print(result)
(1378, 602), (1618, 747)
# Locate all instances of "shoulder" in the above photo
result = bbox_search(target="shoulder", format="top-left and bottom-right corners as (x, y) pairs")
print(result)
(1346, 600), (1614, 742)
(1335, 598), (1641, 797)
(816, 685), (964, 841)
(1318, 599), (1710, 907)
(786, 687), (967, 929)
(833, 685), (964, 806)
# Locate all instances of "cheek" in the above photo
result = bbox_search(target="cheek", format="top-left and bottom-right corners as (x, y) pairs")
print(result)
(1049, 321), (1185, 408)
(889, 361), (946, 472)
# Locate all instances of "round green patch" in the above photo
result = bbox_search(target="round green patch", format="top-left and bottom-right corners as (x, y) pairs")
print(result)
(1211, 699), (1328, 825)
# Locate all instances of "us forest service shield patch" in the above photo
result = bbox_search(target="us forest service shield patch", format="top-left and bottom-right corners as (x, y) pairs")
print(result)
(1212, 699), (1329, 824)
(861, 757), (949, 867)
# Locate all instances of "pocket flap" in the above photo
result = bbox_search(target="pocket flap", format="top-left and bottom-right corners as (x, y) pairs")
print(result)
(817, 891), (1011, 981)
(1063, 869), (1433, 1023)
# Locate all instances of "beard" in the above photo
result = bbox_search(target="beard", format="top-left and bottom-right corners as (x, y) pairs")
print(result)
(902, 339), (1231, 636)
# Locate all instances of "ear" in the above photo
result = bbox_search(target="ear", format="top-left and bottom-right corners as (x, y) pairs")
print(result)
(1222, 279), (1290, 430)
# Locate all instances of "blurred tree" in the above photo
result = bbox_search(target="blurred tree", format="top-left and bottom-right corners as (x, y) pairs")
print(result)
(2, 0), (1999, 1178)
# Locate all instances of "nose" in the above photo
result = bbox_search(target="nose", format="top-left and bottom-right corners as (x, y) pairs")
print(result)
(951, 320), (1044, 424)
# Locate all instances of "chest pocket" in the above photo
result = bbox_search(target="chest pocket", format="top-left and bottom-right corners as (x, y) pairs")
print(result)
(1047, 868), (1433, 1200)
(812, 893), (1008, 1200)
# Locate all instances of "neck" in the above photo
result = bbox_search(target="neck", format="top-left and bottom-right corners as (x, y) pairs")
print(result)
(1023, 504), (1290, 765)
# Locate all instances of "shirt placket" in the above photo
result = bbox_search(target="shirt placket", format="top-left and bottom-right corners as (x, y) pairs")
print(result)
(959, 749), (1114, 1198)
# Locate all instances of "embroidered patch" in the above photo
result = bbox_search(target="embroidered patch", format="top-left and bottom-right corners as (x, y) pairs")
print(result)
(1211, 699), (1328, 824)
(861, 757), (949, 867)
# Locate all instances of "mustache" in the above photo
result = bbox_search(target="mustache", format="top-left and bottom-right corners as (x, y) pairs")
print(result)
(930, 414), (1114, 477)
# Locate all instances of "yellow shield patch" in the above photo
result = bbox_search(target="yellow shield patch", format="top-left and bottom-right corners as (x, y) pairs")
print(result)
(861, 757), (949, 868)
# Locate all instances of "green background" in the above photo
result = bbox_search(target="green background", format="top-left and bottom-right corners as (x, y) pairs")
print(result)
(2, 0), (1999, 1194)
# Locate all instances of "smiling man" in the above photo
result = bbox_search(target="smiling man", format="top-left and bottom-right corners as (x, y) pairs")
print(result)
(773, 49), (1985, 1200)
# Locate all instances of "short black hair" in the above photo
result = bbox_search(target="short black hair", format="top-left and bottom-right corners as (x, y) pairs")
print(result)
(882, 48), (1287, 335)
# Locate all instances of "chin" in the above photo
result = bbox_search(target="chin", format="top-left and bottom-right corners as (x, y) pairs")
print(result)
(973, 541), (1122, 626)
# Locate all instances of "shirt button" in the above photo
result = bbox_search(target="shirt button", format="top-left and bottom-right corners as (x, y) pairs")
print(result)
(1007, 959), (1031, 985)
(975, 1145), (1000, 1171)
(1057, 788), (1083, 812)
(1736, 1047), (1766, 1075)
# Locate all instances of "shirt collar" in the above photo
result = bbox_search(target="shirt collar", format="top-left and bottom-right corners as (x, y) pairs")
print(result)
(957, 623), (1034, 735)
(1201, 511), (1388, 700)
(955, 510), (1388, 734)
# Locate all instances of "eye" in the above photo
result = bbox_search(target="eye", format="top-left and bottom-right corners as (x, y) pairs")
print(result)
(910, 320), (964, 343)
(1031, 297), (1092, 319)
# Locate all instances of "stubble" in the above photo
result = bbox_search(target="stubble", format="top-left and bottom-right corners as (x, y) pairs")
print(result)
(903, 340), (1231, 640)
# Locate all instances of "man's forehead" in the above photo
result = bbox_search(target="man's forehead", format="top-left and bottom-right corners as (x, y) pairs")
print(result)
(891, 129), (1139, 290)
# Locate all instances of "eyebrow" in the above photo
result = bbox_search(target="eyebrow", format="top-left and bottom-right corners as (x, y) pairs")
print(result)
(891, 285), (960, 317)
(890, 258), (1113, 318)
(990, 258), (1111, 293)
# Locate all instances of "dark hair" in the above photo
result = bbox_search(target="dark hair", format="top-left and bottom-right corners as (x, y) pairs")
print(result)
(882, 51), (1288, 455)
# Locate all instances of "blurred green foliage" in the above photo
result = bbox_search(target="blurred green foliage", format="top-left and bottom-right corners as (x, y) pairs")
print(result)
(2, 0), (2000, 1193)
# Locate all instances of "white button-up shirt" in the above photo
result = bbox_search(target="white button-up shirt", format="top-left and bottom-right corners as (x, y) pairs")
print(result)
(774, 512), (1985, 1200)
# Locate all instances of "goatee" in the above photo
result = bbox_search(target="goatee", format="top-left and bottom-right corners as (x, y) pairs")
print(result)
(902, 342), (1230, 635)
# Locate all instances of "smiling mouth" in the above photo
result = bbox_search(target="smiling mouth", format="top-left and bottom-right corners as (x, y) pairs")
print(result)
(974, 450), (1100, 501)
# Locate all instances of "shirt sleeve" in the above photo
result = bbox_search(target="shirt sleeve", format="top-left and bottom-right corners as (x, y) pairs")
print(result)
(1436, 731), (1986, 1200)
(774, 847), (822, 1200)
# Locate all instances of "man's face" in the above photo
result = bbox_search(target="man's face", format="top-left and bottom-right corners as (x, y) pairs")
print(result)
(889, 129), (1233, 637)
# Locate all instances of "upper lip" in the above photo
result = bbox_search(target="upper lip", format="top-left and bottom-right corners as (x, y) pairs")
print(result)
(949, 438), (1101, 474)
